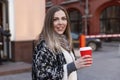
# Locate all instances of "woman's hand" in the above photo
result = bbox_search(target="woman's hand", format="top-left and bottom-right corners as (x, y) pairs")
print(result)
(74, 55), (93, 69)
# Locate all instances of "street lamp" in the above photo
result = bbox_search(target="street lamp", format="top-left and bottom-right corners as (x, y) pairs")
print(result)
(85, 0), (88, 35)
(80, 0), (90, 35)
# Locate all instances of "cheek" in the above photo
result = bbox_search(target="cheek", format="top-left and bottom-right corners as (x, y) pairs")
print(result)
(53, 22), (57, 31)
(64, 21), (67, 26)
(64, 21), (67, 29)
(54, 27), (57, 32)
(53, 22), (57, 27)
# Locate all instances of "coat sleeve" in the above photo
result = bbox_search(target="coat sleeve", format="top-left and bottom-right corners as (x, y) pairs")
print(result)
(32, 43), (68, 80)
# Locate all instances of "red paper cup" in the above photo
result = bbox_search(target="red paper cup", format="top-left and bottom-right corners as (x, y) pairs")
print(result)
(80, 47), (92, 57)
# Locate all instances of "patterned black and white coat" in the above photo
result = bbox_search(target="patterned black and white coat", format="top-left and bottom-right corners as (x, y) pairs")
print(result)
(32, 40), (77, 80)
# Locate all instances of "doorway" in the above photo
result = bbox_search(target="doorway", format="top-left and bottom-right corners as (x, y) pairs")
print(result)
(0, 0), (11, 61)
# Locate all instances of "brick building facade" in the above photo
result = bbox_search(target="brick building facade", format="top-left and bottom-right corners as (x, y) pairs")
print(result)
(46, 0), (120, 36)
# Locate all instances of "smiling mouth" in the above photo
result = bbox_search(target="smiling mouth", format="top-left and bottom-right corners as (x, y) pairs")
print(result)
(57, 26), (64, 29)
(57, 27), (65, 32)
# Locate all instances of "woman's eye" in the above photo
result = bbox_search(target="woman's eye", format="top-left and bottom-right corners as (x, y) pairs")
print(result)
(53, 17), (67, 21)
(53, 18), (58, 21)
(62, 17), (67, 20)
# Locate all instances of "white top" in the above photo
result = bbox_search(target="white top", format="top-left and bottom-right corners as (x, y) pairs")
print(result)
(61, 48), (77, 80)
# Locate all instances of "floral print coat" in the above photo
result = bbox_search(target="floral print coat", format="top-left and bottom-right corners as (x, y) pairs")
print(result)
(32, 40), (67, 80)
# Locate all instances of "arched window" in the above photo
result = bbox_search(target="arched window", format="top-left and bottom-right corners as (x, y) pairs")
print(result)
(68, 9), (82, 40)
(100, 6), (120, 34)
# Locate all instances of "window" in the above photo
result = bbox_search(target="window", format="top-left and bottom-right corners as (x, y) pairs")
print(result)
(69, 10), (82, 34)
(100, 6), (120, 34)
(68, 9), (82, 41)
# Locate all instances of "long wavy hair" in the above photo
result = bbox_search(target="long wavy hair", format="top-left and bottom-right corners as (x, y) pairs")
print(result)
(38, 5), (73, 53)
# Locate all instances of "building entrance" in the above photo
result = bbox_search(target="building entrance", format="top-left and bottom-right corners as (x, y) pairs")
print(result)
(0, 0), (11, 61)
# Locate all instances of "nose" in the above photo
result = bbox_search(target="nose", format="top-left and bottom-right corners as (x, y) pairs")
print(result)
(58, 19), (63, 24)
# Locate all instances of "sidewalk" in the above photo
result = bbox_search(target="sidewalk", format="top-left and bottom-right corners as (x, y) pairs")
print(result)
(0, 62), (31, 76)
(0, 72), (31, 80)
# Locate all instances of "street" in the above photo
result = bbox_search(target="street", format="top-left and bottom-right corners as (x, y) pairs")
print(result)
(77, 42), (120, 80)
(0, 42), (120, 80)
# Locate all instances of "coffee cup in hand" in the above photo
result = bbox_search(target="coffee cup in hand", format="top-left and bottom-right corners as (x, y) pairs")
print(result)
(80, 47), (92, 57)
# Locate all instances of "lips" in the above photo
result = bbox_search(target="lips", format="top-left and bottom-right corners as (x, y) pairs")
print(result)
(56, 25), (64, 29)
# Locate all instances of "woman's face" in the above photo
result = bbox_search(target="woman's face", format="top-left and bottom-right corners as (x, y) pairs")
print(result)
(53, 10), (67, 35)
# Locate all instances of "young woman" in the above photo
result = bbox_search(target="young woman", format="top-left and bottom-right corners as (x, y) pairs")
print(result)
(32, 5), (92, 80)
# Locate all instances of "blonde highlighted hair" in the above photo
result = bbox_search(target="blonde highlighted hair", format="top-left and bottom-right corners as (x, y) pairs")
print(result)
(39, 5), (73, 53)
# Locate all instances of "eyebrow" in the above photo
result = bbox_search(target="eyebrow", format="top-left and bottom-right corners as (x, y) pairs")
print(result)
(53, 16), (67, 18)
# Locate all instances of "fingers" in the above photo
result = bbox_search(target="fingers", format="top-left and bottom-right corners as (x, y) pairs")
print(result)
(74, 55), (93, 69)
(82, 55), (92, 59)
(82, 55), (93, 65)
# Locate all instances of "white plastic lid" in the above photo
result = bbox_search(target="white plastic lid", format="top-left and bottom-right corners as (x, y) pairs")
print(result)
(80, 47), (92, 51)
